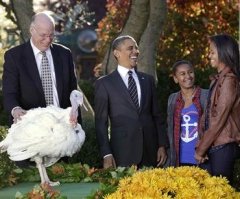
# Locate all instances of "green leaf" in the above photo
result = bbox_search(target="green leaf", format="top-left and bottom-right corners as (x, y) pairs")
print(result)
(15, 191), (23, 199)
(83, 176), (93, 182)
(13, 168), (23, 174)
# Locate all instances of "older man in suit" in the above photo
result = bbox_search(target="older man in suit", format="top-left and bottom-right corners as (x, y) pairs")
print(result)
(94, 35), (168, 168)
(2, 11), (81, 167)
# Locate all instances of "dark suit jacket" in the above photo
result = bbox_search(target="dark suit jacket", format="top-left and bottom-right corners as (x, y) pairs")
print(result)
(94, 70), (168, 167)
(2, 41), (81, 125)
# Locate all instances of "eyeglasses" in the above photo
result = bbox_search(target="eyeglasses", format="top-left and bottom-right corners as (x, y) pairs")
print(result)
(32, 26), (55, 39)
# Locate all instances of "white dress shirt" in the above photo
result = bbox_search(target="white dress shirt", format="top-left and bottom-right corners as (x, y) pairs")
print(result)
(117, 65), (141, 105)
(30, 39), (60, 107)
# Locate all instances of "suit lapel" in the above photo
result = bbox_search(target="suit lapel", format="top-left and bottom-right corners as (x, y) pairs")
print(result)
(50, 44), (63, 104)
(24, 42), (45, 97)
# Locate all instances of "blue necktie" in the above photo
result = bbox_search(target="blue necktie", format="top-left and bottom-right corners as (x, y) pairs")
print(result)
(128, 71), (139, 110)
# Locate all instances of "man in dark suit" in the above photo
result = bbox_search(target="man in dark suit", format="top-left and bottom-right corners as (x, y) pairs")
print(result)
(94, 35), (168, 168)
(2, 12), (81, 166)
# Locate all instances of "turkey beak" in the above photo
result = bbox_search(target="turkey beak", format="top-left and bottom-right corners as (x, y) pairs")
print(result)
(77, 99), (82, 107)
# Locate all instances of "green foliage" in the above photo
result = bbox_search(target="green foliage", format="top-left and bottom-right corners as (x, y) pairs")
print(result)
(9, 163), (240, 198)
(0, 49), (8, 126)
(86, 166), (138, 199)
(0, 48), (4, 78)
(15, 183), (67, 199)
(233, 159), (240, 191)
(12, 165), (137, 199)
(79, 80), (95, 107)
(0, 125), (17, 189)
(86, 183), (117, 199)
(15, 163), (89, 184)
(0, 91), (8, 126)
(0, 153), (17, 188)
(14, 163), (136, 186)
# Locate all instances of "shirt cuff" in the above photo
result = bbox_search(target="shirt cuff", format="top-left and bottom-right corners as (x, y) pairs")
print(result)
(11, 106), (22, 117)
(103, 154), (113, 159)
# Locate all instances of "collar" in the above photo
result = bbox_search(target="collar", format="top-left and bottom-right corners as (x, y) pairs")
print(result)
(30, 39), (51, 56)
(117, 65), (136, 77)
(210, 67), (232, 81)
(177, 86), (201, 102)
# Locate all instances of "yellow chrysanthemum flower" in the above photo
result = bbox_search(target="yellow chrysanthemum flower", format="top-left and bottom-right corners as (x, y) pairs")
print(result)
(105, 166), (240, 199)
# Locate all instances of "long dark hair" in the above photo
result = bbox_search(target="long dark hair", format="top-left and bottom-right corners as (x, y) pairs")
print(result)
(209, 34), (240, 80)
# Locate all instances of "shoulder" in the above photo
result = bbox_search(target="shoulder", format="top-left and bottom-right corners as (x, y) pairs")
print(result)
(168, 92), (179, 102)
(137, 71), (153, 79)
(223, 75), (239, 93)
(5, 42), (29, 56)
(137, 71), (155, 85)
(95, 75), (107, 83)
(167, 92), (179, 110)
(168, 91), (180, 105)
(219, 72), (239, 89)
(225, 72), (239, 82)
(95, 70), (117, 84)
(217, 68), (239, 83)
(169, 92), (179, 98)
(51, 42), (71, 54)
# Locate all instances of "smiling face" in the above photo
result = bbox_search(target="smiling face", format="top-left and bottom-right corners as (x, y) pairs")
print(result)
(113, 38), (139, 69)
(209, 41), (220, 69)
(173, 63), (195, 90)
(208, 41), (225, 72)
(29, 13), (55, 51)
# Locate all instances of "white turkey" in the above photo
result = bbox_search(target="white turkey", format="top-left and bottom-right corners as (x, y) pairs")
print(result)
(0, 90), (86, 186)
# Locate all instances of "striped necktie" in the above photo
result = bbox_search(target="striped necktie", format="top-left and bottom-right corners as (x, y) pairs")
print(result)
(128, 70), (139, 110)
(41, 51), (53, 106)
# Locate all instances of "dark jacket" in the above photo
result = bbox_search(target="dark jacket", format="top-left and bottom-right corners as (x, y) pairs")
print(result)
(2, 41), (81, 125)
(94, 70), (168, 167)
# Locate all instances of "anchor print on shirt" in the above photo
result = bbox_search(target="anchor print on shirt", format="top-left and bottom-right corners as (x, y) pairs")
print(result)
(181, 114), (198, 143)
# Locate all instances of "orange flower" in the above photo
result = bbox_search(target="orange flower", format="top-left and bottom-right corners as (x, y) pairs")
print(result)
(51, 165), (65, 175)
(88, 167), (97, 175)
